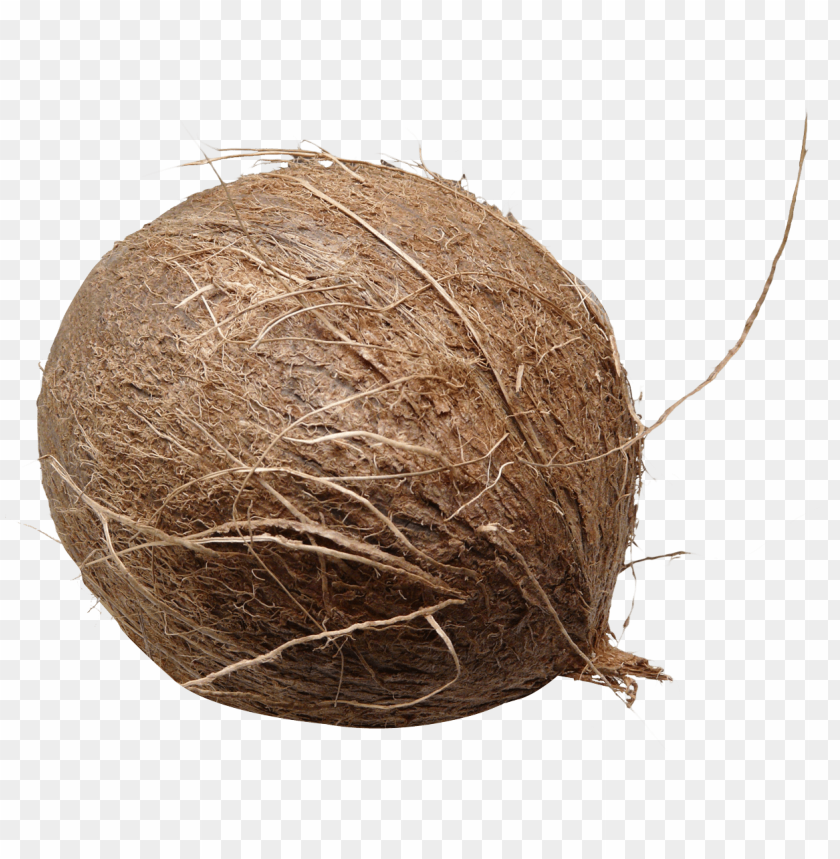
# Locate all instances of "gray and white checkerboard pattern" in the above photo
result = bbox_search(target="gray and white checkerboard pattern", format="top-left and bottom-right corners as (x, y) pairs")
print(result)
(2, 2), (838, 857)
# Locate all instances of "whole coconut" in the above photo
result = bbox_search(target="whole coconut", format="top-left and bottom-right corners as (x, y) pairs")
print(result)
(38, 151), (669, 727)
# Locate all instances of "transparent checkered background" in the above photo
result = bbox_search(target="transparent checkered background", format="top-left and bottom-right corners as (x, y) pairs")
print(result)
(2, 2), (838, 857)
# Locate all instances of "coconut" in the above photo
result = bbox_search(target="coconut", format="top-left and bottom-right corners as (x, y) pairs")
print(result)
(37, 135), (806, 728)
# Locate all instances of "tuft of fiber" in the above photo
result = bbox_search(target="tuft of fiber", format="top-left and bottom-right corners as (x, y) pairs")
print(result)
(37, 129), (806, 727)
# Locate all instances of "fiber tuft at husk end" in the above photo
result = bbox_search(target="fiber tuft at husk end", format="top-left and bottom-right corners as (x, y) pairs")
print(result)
(37, 153), (667, 727)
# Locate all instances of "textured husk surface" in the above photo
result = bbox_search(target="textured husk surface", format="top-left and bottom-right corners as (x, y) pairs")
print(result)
(38, 154), (666, 727)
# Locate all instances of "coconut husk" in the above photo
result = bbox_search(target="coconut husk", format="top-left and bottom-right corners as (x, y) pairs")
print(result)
(37, 130), (806, 727)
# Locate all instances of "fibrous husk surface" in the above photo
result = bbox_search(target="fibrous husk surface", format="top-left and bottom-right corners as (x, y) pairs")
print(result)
(38, 152), (669, 727)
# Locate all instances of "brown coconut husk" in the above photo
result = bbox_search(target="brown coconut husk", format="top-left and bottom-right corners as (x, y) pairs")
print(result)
(37, 126), (807, 727)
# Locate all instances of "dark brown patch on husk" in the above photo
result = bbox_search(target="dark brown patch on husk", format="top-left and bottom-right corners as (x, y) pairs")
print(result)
(38, 153), (672, 727)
